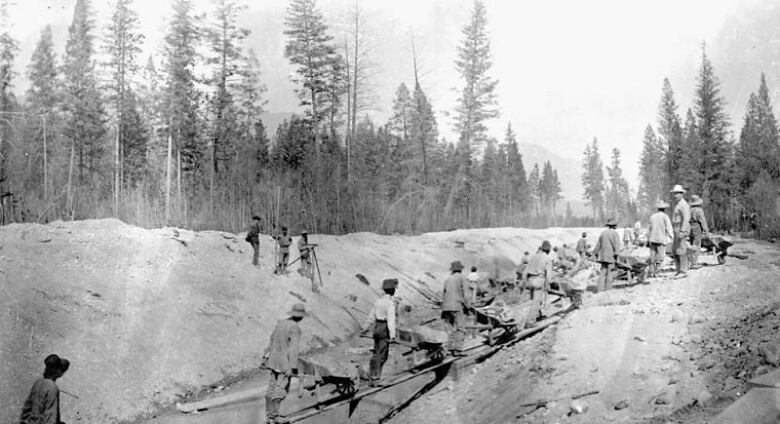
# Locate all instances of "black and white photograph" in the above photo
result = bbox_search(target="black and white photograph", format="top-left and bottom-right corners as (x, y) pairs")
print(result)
(2, 0), (779, 423)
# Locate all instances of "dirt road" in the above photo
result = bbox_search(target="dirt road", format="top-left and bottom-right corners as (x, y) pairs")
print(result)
(393, 238), (779, 424)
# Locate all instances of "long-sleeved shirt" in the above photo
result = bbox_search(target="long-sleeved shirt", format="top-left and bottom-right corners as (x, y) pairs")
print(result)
(276, 234), (292, 253)
(365, 294), (396, 337)
(576, 238), (588, 253)
(648, 211), (673, 244)
(265, 318), (301, 373)
(441, 272), (468, 312)
(247, 222), (260, 242)
(523, 251), (552, 279)
(690, 206), (709, 234)
(672, 198), (691, 235)
(297, 238), (310, 257)
(20, 377), (60, 424)
(592, 228), (622, 264)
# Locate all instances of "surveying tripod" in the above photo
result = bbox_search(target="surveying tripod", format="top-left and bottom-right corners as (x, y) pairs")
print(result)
(287, 244), (324, 293)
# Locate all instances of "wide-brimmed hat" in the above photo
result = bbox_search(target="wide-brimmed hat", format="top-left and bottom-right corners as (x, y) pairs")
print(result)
(655, 200), (669, 209)
(689, 195), (703, 206)
(301, 230), (308, 235)
(670, 184), (686, 193)
(605, 217), (617, 227)
(252, 215), (261, 221)
(541, 240), (551, 251)
(281, 225), (288, 231)
(382, 278), (398, 290)
(44, 354), (70, 373)
(450, 260), (464, 271)
(289, 303), (307, 318)
(581, 232), (587, 237)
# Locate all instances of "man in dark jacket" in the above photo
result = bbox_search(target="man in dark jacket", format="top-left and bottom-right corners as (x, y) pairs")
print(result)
(576, 232), (588, 262)
(247, 215), (262, 266)
(522, 240), (553, 326)
(592, 218), (622, 292)
(263, 304), (305, 424)
(20, 354), (70, 424)
(297, 231), (312, 277)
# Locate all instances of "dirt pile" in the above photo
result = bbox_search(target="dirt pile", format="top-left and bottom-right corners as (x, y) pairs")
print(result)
(0, 220), (589, 423)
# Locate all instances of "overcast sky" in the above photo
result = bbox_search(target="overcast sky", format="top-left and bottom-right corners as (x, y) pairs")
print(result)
(9, 0), (765, 189)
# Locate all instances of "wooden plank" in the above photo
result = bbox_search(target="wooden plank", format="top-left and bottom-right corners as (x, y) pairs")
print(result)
(749, 369), (780, 389)
(175, 385), (267, 413)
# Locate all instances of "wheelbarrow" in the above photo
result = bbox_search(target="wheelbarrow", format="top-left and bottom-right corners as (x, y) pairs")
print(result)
(700, 235), (736, 265)
(296, 357), (361, 404)
(614, 254), (648, 284)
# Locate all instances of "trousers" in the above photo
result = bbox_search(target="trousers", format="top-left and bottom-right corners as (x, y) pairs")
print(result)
(597, 262), (614, 291)
(441, 310), (465, 352)
(369, 320), (390, 381)
(251, 241), (260, 265)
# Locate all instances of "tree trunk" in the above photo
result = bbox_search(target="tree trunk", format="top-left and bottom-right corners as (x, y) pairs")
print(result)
(165, 128), (172, 225)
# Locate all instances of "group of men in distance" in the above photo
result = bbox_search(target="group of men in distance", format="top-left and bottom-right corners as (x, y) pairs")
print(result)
(591, 183), (709, 292)
(246, 218), (314, 278)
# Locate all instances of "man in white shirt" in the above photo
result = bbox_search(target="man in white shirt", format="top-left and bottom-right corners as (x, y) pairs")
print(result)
(466, 266), (479, 304)
(363, 278), (398, 386)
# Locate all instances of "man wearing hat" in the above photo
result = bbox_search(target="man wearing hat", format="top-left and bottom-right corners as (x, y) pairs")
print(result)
(263, 304), (305, 423)
(363, 278), (398, 386)
(246, 215), (262, 266)
(20, 354), (70, 424)
(648, 200), (674, 277)
(688, 195), (709, 270)
(591, 218), (622, 292)
(274, 226), (292, 275)
(670, 185), (691, 277)
(522, 240), (553, 326)
(441, 260), (469, 355)
(576, 232), (588, 263)
(297, 230), (312, 278)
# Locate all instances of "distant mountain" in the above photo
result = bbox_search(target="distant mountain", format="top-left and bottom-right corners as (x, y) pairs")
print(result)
(260, 112), (295, 138)
(517, 142), (581, 200)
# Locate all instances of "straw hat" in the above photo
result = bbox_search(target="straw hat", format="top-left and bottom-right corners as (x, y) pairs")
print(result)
(655, 200), (669, 209)
(450, 260), (464, 272)
(382, 278), (399, 290)
(689, 195), (703, 206)
(670, 184), (686, 193)
(605, 217), (618, 227)
(289, 303), (307, 318)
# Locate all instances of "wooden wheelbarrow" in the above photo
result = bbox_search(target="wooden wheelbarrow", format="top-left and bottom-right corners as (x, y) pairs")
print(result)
(469, 303), (520, 345)
(700, 235), (743, 264)
(296, 357), (361, 405)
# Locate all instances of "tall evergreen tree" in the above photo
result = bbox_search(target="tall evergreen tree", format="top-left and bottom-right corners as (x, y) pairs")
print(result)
(691, 47), (732, 228)
(737, 73), (779, 189)
(528, 163), (540, 216)
(0, 8), (18, 217)
(62, 0), (106, 185)
(637, 124), (664, 213)
(503, 122), (528, 214)
(606, 147), (629, 221)
(657, 78), (682, 193)
(581, 137), (605, 219)
(410, 81), (438, 185)
(450, 0), (498, 224)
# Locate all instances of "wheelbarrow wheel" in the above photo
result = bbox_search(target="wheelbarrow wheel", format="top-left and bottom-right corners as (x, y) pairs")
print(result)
(717, 255), (726, 265)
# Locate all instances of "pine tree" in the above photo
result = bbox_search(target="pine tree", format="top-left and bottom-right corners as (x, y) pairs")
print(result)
(691, 47), (732, 228)
(410, 81), (438, 186)
(284, 0), (340, 141)
(737, 73), (779, 189)
(25, 26), (58, 197)
(581, 137), (605, 219)
(637, 124), (664, 212)
(105, 0), (145, 206)
(528, 163), (540, 216)
(679, 108), (698, 190)
(504, 123), (528, 214)
(62, 0), (106, 186)
(0, 8), (18, 217)
(451, 0), (498, 224)
(606, 148), (629, 221)
(657, 78), (682, 193)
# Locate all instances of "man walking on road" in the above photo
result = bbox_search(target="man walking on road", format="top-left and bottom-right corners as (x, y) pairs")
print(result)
(671, 185), (691, 278)
(246, 215), (262, 266)
(20, 354), (70, 424)
(441, 260), (469, 356)
(576, 232), (588, 262)
(363, 278), (398, 387)
(648, 200), (673, 277)
(522, 240), (553, 327)
(274, 226), (292, 275)
(688, 195), (709, 270)
(263, 303), (305, 424)
(592, 218), (622, 292)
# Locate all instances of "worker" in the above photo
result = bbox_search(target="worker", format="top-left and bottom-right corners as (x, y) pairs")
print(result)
(246, 215), (262, 266)
(557, 245), (579, 271)
(441, 260), (469, 356)
(551, 247), (561, 267)
(522, 240), (553, 327)
(274, 226), (292, 275)
(297, 230), (312, 277)
(521, 251), (530, 265)
(363, 278), (398, 387)
(623, 225), (634, 250)
(20, 354), (70, 424)
(263, 303), (305, 424)
(648, 200), (673, 277)
(466, 266), (479, 304)
(576, 232), (588, 262)
(670, 185), (691, 278)
(688, 195), (709, 270)
(591, 217), (622, 292)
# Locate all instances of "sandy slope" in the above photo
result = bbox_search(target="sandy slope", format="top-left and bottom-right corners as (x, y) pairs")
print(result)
(0, 219), (590, 423)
